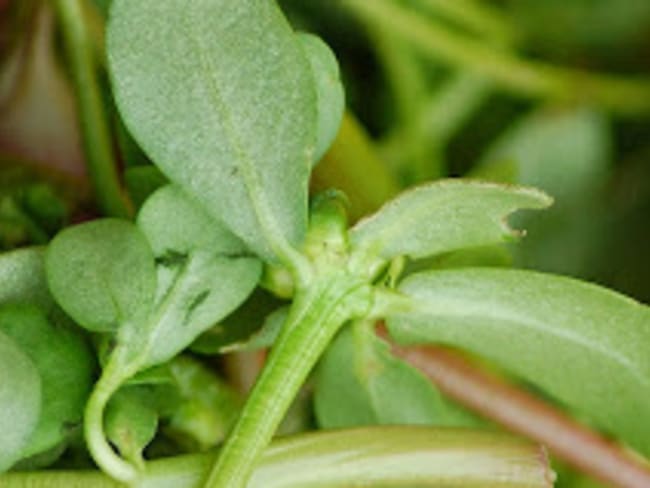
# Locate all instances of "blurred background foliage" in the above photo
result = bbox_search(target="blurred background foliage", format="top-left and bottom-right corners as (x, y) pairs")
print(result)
(1, 1), (649, 486)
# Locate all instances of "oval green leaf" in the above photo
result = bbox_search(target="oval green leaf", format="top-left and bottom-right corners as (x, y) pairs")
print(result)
(108, 0), (317, 263)
(387, 268), (650, 455)
(136, 186), (261, 366)
(0, 330), (41, 472)
(45, 219), (157, 332)
(297, 33), (345, 165)
(349, 179), (551, 266)
(0, 304), (95, 458)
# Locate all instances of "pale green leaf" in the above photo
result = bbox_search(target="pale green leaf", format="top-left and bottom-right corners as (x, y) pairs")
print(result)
(0, 331), (41, 473)
(297, 33), (345, 165)
(136, 185), (261, 366)
(45, 219), (157, 332)
(387, 268), (650, 454)
(349, 179), (551, 266)
(0, 304), (95, 458)
(108, 0), (317, 262)
(315, 325), (478, 429)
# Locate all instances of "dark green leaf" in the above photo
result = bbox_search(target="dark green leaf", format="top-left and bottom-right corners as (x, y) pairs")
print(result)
(124, 166), (168, 209)
(190, 289), (283, 355)
(45, 219), (157, 332)
(219, 307), (287, 354)
(109, 0), (318, 262)
(0, 330), (41, 472)
(0, 304), (95, 458)
(0, 248), (53, 311)
(388, 268), (650, 454)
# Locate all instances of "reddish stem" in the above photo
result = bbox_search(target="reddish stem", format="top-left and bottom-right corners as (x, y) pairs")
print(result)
(384, 331), (650, 488)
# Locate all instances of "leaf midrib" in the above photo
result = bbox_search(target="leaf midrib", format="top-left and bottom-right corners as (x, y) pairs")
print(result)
(182, 6), (287, 260)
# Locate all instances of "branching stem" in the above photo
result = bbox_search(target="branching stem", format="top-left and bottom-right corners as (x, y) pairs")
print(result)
(202, 274), (372, 488)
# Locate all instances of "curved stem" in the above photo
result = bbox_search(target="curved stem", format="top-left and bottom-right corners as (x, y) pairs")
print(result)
(343, 0), (650, 116)
(202, 275), (371, 488)
(54, 0), (132, 218)
(84, 351), (139, 483)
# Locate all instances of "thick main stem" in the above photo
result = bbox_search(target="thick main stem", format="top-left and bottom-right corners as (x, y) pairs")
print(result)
(202, 275), (371, 488)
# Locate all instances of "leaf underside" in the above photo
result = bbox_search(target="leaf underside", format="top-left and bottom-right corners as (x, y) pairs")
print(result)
(108, 0), (317, 262)
(388, 267), (650, 455)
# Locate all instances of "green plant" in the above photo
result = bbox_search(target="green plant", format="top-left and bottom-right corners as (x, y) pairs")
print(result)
(1, 0), (649, 487)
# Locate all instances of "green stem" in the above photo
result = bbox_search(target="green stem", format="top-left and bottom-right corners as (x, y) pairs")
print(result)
(344, 0), (650, 116)
(54, 0), (132, 218)
(381, 71), (492, 180)
(415, 0), (516, 44)
(202, 274), (372, 488)
(1, 427), (552, 488)
(84, 349), (140, 483)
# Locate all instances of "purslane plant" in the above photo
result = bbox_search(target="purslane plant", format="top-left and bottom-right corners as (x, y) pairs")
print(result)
(0, 0), (649, 487)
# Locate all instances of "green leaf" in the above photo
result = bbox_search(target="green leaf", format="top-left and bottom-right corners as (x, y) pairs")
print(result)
(315, 324), (478, 429)
(164, 356), (242, 451)
(108, 0), (317, 263)
(0, 248), (53, 311)
(0, 304), (95, 458)
(136, 185), (262, 366)
(105, 389), (158, 468)
(45, 219), (157, 332)
(0, 330), (41, 473)
(297, 33), (345, 165)
(387, 268), (650, 455)
(190, 289), (283, 355)
(349, 179), (551, 269)
(218, 307), (287, 354)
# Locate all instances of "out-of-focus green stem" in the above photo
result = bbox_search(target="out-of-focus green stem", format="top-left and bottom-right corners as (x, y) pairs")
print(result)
(2, 427), (553, 488)
(381, 71), (492, 180)
(312, 112), (401, 220)
(416, 0), (517, 45)
(344, 0), (650, 116)
(54, 0), (132, 218)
